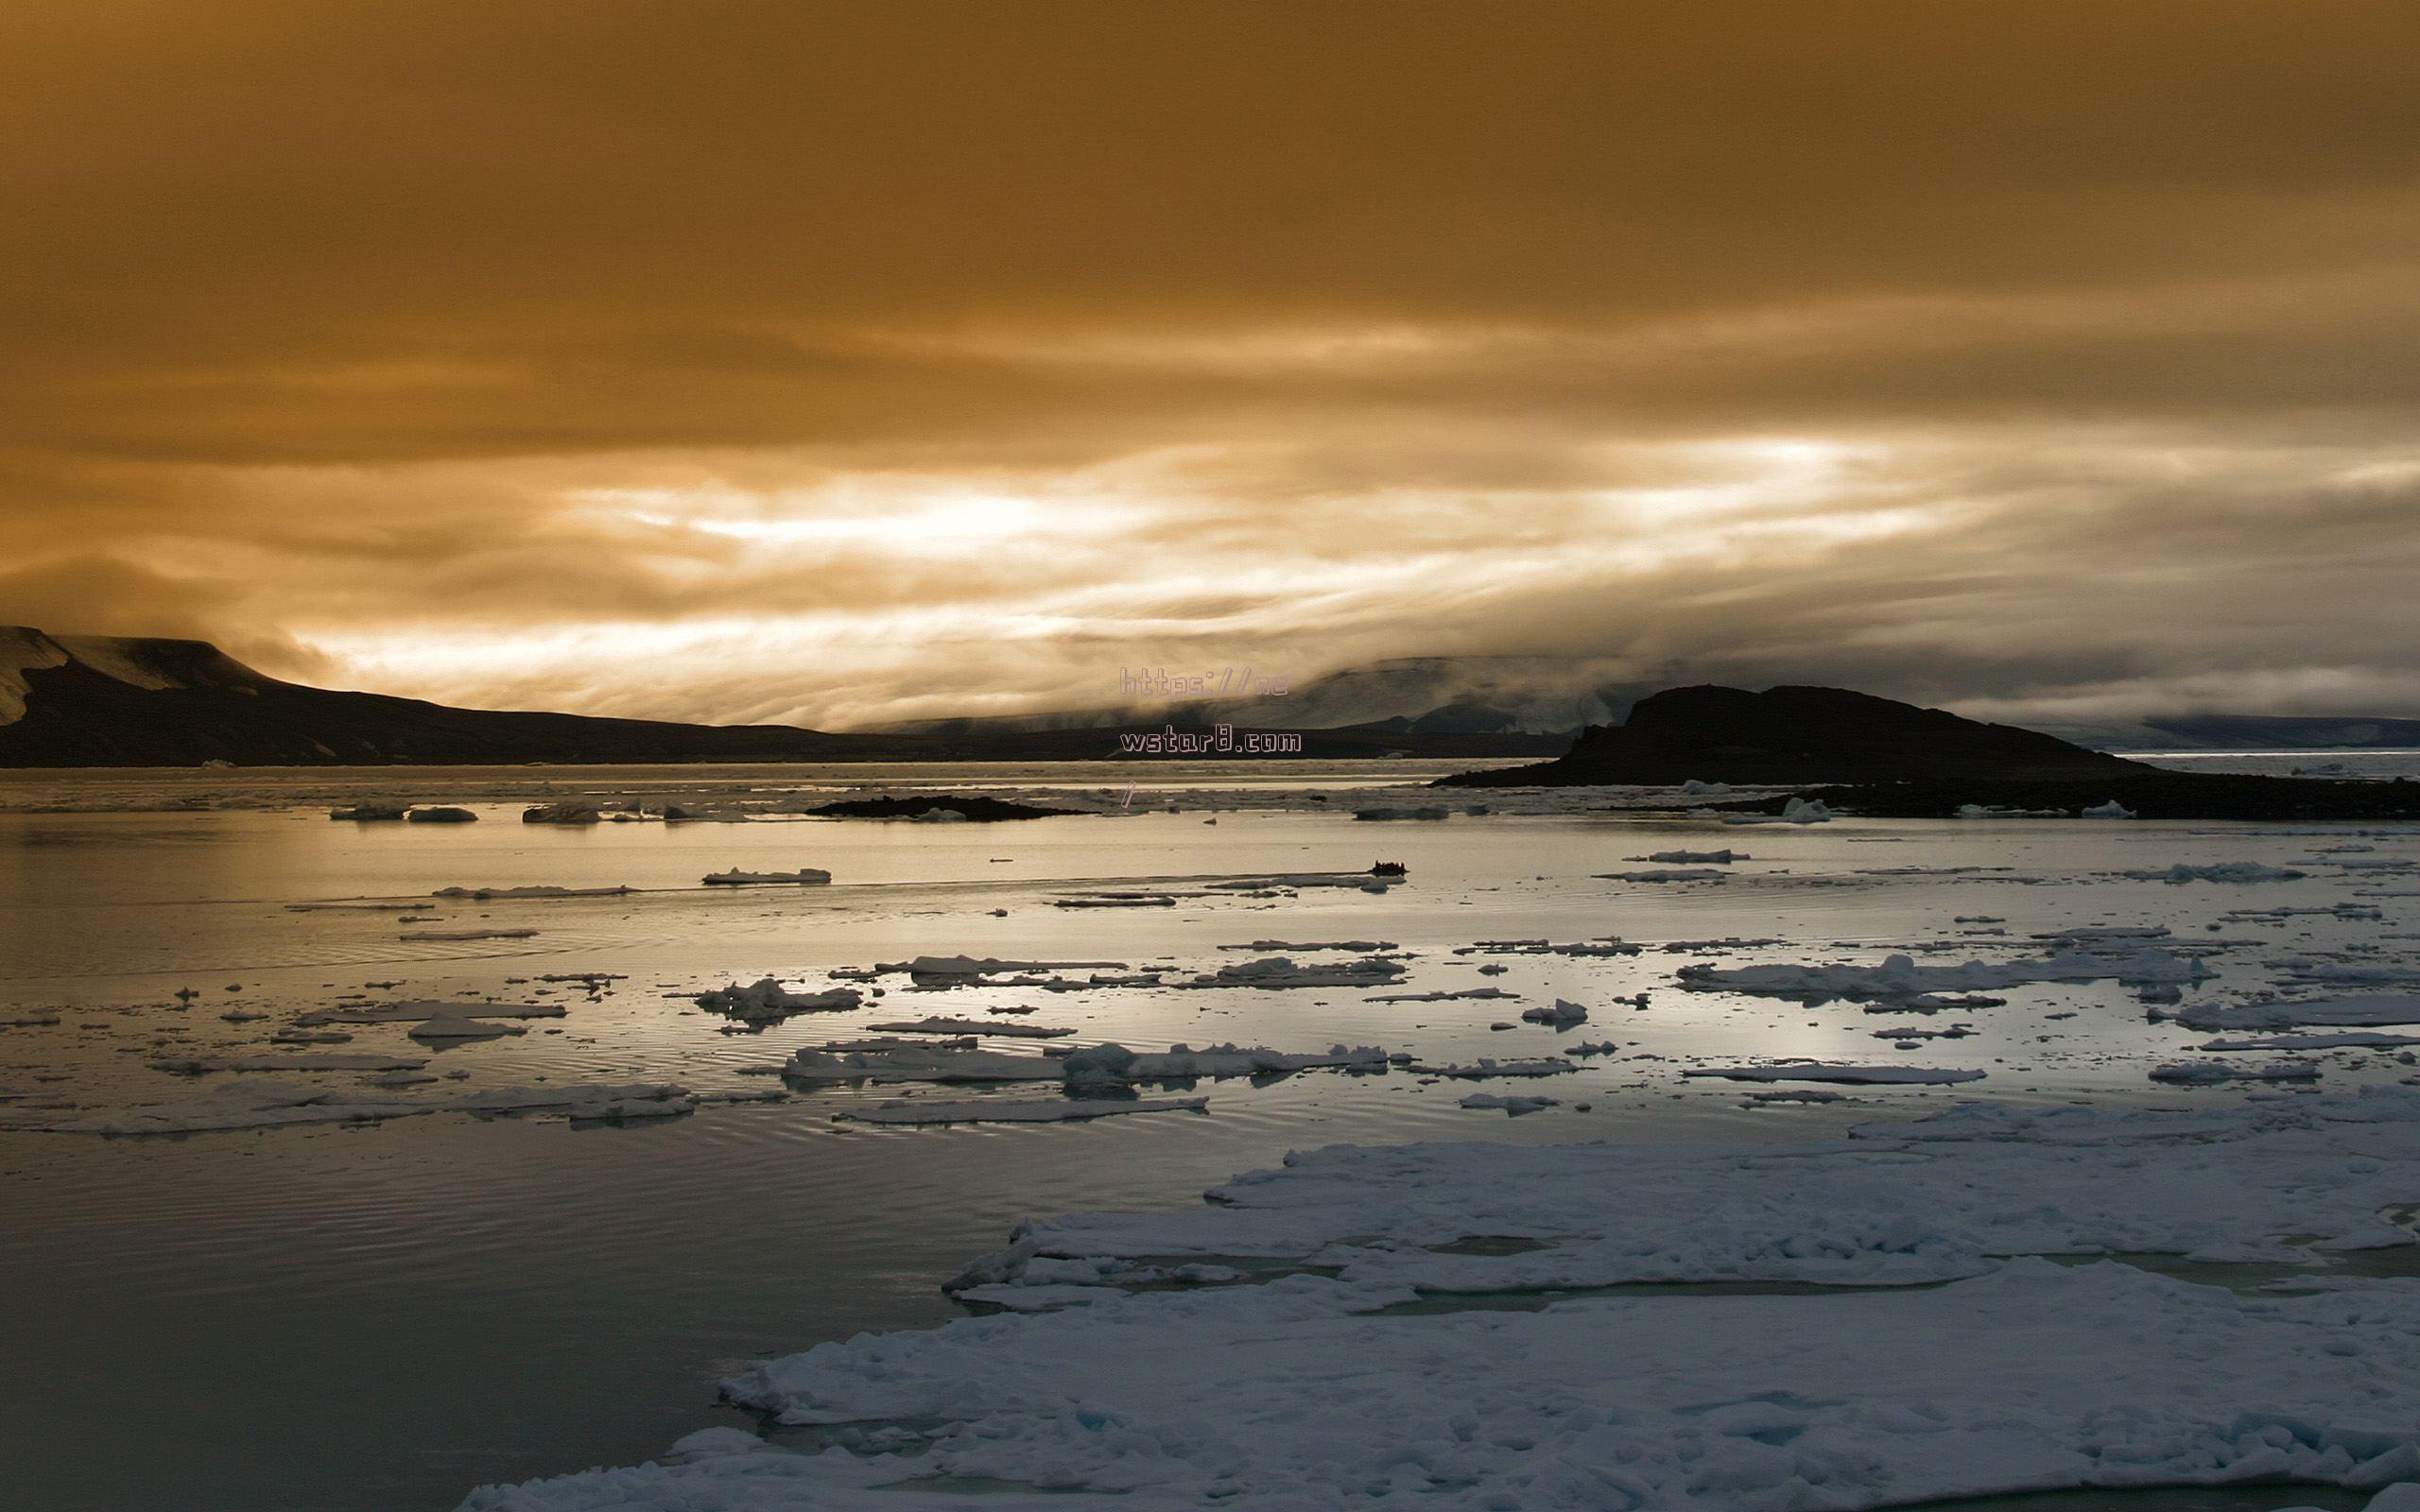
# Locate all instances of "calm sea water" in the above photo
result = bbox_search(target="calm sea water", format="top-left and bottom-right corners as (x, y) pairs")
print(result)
(3, 757), (2415, 1511)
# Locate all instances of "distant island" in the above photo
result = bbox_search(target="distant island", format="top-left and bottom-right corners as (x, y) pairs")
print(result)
(1441, 683), (2420, 821)
(0, 627), (1560, 767)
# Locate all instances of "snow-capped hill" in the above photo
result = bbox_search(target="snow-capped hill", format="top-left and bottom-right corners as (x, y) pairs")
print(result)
(0, 627), (276, 725)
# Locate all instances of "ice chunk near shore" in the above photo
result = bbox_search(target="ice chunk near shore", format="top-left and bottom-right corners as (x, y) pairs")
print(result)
(2150, 1060), (2321, 1085)
(1683, 1061), (1986, 1085)
(695, 979), (863, 1022)
(701, 868), (831, 886)
(838, 1096), (1207, 1125)
(328, 802), (409, 821)
(2083, 799), (2137, 818)
(405, 806), (477, 824)
(2173, 994), (2420, 1032)
(1642, 849), (1742, 863)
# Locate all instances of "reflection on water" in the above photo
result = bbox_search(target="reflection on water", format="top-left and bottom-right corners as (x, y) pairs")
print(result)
(2, 762), (2416, 1511)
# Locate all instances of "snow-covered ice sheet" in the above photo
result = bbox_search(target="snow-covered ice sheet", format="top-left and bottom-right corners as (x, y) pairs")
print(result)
(462, 1091), (2420, 1512)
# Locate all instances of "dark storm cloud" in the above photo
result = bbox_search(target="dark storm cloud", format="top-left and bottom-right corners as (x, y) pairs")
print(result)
(4, 1), (2417, 723)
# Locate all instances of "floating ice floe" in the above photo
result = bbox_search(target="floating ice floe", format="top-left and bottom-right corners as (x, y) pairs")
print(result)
(408, 1013), (527, 1041)
(1640, 849), (1741, 863)
(2122, 862), (2309, 884)
(405, 806), (477, 824)
(48, 1079), (692, 1134)
(1461, 936), (1642, 958)
(1722, 796), (1835, 826)
(448, 1084), (693, 1118)
(2082, 799), (2137, 818)
(402, 928), (539, 941)
(1682, 1061), (1986, 1086)
(1408, 1057), (1576, 1078)
(2149, 1060), (2321, 1085)
(1519, 999), (1588, 1029)
(2197, 1031), (2420, 1051)
(1366, 987), (1518, 1003)
(521, 803), (600, 825)
(873, 954), (1125, 981)
(1681, 947), (2210, 1002)
(695, 979), (864, 1022)
(430, 885), (631, 900)
(152, 1054), (429, 1073)
(1203, 872), (1401, 894)
(46, 1081), (434, 1134)
(328, 802), (408, 821)
(701, 868), (832, 886)
(838, 1096), (1207, 1126)
(1460, 1092), (1559, 1114)
(291, 1000), (565, 1027)
(474, 1091), (2420, 1511)
(1596, 868), (1728, 883)
(863, 1017), (1073, 1039)
(1182, 956), (1407, 989)
(1067, 1043), (1389, 1083)
(786, 1044), (1063, 1083)
(2171, 994), (2420, 1032)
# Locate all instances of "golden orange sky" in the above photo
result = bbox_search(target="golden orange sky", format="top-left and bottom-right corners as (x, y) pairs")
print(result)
(5, 1), (2419, 728)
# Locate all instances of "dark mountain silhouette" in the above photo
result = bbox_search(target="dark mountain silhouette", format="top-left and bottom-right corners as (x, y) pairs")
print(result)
(1441, 684), (2144, 787)
(1436, 682), (2420, 819)
(0, 628), (1561, 767)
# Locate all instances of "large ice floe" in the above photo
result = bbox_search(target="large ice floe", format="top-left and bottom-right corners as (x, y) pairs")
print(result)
(702, 868), (833, 886)
(786, 1040), (1392, 1088)
(1681, 1061), (1986, 1086)
(1679, 945), (2213, 1003)
(696, 980), (864, 1023)
(48, 1079), (694, 1134)
(837, 1096), (1208, 1126)
(461, 1090), (2420, 1511)
(2173, 994), (2420, 1033)
(1181, 955), (1408, 989)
